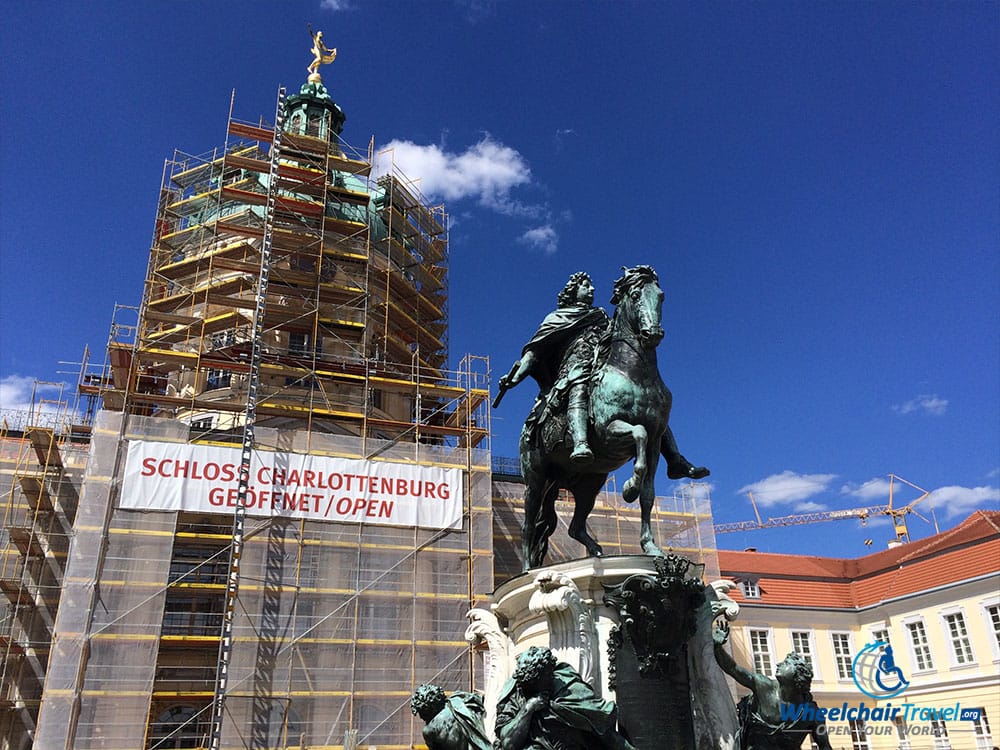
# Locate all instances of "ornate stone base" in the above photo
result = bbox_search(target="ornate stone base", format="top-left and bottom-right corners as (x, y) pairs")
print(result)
(466, 555), (739, 749)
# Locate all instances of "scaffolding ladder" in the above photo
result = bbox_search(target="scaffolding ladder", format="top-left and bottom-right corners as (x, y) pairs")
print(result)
(207, 86), (287, 750)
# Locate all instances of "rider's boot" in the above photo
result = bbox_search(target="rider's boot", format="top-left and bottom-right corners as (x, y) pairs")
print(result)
(568, 406), (593, 463)
(666, 454), (710, 480)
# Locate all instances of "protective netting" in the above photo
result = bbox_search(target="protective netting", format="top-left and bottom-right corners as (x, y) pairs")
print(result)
(31, 411), (492, 750)
(0, 427), (88, 750)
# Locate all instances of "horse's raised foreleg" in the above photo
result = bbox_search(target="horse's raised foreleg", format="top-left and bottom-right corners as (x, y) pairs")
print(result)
(566, 474), (607, 558)
(606, 419), (648, 503)
(639, 448), (664, 557)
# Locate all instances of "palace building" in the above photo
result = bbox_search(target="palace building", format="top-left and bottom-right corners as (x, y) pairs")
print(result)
(718, 510), (1000, 750)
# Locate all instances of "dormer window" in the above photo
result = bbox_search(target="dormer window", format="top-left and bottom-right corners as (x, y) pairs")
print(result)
(741, 578), (761, 598)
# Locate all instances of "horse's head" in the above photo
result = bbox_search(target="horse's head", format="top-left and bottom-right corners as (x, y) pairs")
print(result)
(611, 265), (664, 349)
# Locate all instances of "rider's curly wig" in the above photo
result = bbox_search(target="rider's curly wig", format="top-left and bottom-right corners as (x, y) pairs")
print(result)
(410, 684), (446, 716)
(557, 272), (593, 307)
(781, 652), (815, 696)
(513, 646), (558, 685)
(610, 265), (658, 305)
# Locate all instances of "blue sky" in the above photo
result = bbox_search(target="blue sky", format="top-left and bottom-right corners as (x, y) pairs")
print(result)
(1, 1), (997, 556)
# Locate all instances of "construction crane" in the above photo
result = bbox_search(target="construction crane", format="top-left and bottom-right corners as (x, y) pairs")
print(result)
(713, 474), (939, 545)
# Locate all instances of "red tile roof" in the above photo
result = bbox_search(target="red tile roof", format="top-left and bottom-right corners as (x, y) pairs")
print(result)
(717, 510), (1000, 609)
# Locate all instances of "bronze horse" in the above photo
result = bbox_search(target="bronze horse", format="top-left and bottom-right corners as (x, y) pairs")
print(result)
(518, 266), (707, 570)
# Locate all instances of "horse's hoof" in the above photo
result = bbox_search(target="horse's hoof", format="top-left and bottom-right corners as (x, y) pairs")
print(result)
(622, 480), (639, 503)
(589, 546), (604, 558)
(642, 543), (664, 557)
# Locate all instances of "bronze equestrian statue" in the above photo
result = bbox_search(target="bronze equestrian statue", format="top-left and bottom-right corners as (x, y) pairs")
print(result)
(496, 267), (708, 571)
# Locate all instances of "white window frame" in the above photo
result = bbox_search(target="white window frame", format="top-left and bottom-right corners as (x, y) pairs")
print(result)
(870, 624), (891, 647)
(930, 718), (950, 750)
(971, 707), (992, 750)
(831, 631), (855, 681)
(902, 616), (935, 673)
(939, 607), (975, 667)
(790, 629), (820, 680)
(894, 715), (913, 750)
(980, 597), (1000, 661)
(741, 578), (761, 599)
(849, 719), (870, 750)
(747, 627), (775, 676)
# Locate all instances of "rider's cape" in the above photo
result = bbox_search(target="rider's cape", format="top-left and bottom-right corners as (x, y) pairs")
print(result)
(522, 305), (609, 392)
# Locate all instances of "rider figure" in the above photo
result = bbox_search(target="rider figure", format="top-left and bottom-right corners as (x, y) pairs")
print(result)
(496, 272), (609, 463)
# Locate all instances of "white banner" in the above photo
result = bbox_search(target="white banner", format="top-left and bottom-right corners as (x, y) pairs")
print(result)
(120, 440), (464, 530)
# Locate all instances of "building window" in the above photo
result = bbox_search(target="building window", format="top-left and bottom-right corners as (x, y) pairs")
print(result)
(972, 708), (992, 750)
(790, 631), (815, 670)
(832, 632), (853, 679)
(741, 578), (761, 598)
(871, 627), (890, 646)
(162, 594), (224, 637)
(206, 368), (231, 389)
(289, 331), (321, 357)
(190, 416), (213, 431)
(849, 719), (870, 750)
(892, 716), (910, 750)
(942, 611), (974, 665)
(983, 603), (1000, 655)
(168, 549), (228, 586)
(748, 629), (773, 676)
(906, 620), (934, 671)
(930, 718), (950, 749)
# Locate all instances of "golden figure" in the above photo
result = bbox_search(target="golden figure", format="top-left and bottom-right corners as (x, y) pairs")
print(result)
(308, 26), (337, 82)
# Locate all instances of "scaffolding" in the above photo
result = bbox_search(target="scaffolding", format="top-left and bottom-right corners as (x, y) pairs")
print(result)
(98, 87), (472, 453)
(0, 384), (88, 749)
(29, 83), (493, 750)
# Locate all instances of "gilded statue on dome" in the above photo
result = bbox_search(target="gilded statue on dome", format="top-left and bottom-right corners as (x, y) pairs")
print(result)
(307, 26), (337, 81)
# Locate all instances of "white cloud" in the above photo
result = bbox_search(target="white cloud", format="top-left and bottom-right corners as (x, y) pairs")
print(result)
(793, 501), (828, 512)
(0, 375), (39, 411)
(841, 477), (894, 502)
(892, 394), (948, 416)
(519, 225), (558, 255)
(319, 0), (350, 10)
(737, 470), (838, 507)
(376, 136), (532, 214)
(0, 375), (67, 430)
(927, 485), (1000, 519)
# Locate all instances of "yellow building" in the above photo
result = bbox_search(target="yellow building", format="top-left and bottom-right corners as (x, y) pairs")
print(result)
(718, 510), (1000, 750)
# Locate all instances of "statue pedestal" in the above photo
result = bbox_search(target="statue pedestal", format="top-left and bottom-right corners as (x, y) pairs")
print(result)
(466, 555), (739, 750)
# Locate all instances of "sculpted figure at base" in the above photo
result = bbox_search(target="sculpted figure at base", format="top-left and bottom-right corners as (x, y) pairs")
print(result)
(410, 684), (492, 750)
(713, 624), (833, 750)
(494, 646), (636, 750)
(495, 267), (709, 570)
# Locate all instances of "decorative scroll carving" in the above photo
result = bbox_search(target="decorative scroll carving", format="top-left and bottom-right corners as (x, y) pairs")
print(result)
(465, 607), (510, 737)
(708, 579), (740, 621)
(528, 570), (599, 690)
